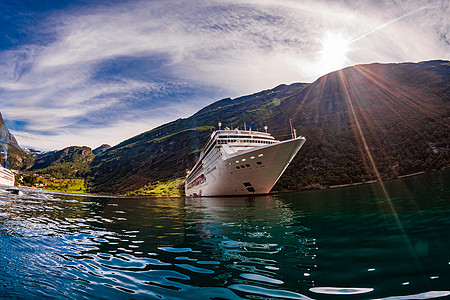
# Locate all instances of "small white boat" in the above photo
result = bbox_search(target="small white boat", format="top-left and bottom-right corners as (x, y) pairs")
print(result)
(0, 162), (15, 187)
(185, 124), (305, 196)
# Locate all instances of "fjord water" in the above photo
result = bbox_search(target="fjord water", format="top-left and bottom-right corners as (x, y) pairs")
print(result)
(1, 171), (449, 299)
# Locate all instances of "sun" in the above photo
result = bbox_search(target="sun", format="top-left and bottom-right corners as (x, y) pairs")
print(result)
(318, 33), (351, 73)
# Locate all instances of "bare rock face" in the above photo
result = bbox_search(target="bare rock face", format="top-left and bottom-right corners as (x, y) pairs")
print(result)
(0, 112), (31, 170)
(0, 112), (20, 149)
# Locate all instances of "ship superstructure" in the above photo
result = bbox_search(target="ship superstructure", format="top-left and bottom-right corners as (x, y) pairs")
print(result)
(185, 125), (305, 196)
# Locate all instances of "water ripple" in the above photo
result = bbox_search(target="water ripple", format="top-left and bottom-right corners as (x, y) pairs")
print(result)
(175, 264), (215, 274)
(1, 172), (449, 299)
(310, 287), (374, 295)
(240, 273), (284, 284)
(229, 284), (313, 299)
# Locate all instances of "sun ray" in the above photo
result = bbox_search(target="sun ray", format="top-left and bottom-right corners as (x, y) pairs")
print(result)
(337, 69), (426, 275)
(348, 1), (438, 45)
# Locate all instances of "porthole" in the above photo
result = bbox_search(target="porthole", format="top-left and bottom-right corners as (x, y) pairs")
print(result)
(236, 166), (240, 169)
(257, 161), (262, 165)
(245, 164), (250, 167)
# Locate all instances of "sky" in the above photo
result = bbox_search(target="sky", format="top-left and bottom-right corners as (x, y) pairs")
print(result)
(0, 0), (448, 151)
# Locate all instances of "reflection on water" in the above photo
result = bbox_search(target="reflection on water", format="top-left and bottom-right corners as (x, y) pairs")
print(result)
(0, 170), (449, 299)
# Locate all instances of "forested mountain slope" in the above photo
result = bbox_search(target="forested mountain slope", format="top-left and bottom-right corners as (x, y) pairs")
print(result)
(31, 146), (95, 178)
(90, 60), (449, 194)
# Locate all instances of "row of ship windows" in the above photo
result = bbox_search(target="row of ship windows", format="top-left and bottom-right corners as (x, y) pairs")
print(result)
(218, 135), (274, 140)
(217, 140), (276, 145)
(228, 153), (263, 166)
(236, 161), (262, 169)
(204, 149), (222, 165)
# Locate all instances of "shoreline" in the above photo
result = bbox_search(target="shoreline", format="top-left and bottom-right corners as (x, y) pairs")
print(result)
(273, 169), (443, 193)
(12, 168), (446, 198)
(321, 171), (432, 190)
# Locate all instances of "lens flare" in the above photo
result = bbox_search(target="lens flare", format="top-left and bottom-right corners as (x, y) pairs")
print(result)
(336, 68), (426, 276)
(317, 33), (351, 74)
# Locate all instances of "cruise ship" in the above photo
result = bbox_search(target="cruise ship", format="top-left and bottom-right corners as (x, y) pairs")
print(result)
(185, 124), (306, 197)
(0, 162), (15, 187)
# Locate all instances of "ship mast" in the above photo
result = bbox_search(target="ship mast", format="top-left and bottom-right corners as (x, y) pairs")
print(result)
(289, 119), (297, 139)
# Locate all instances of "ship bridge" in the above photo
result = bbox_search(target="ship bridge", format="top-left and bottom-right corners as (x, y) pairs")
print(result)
(206, 129), (279, 155)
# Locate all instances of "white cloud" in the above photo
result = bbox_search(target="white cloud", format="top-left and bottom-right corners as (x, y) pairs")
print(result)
(11, 99), (200, 151)
(12, 119), (150, 151)
(0, 0), (448, 150)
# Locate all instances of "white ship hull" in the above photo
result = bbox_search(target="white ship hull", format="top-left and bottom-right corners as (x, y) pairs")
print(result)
(0, 166), (15, 187)
(186, 136), (305, 197)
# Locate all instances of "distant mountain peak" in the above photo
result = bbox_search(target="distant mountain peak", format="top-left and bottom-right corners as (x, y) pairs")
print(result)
(93, 144), (111, 155)
(0, 112), (20, 150)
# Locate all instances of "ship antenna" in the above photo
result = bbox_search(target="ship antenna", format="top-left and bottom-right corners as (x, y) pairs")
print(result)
(264, 126), (268, 133)
(289, 119), (297, 139)
(218, 122), (222, 130)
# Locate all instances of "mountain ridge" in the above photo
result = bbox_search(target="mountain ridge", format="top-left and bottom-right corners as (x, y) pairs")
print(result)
(93, 144), (111, 155)
(30, 146), (95, 179)
(3, 60), (449, 195)
(89, 60), (450, 194)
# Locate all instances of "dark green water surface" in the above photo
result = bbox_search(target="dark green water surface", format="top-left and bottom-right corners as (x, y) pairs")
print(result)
(1, 170), (449, 299)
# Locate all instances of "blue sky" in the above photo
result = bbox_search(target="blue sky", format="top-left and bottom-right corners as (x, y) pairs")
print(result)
(0, 0), (448, 150)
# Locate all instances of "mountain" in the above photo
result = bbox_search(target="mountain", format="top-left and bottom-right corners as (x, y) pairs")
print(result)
(89, 83), (308, 193)
(0, 112), (20, 149)
(90, 60), (449, 194)
(0, 112), (34, 170)
(23, 148), (57, 158)
(0, 114), (95, 177)
(93, 144), (111, 155)
(31, 146), (95, 178)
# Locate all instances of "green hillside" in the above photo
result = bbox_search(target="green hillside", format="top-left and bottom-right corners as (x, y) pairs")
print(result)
(30, 146), (95, 179)
(90, 60), (450, 194)
(90, 126), (214, 194)
(6, 144), (35, 170)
